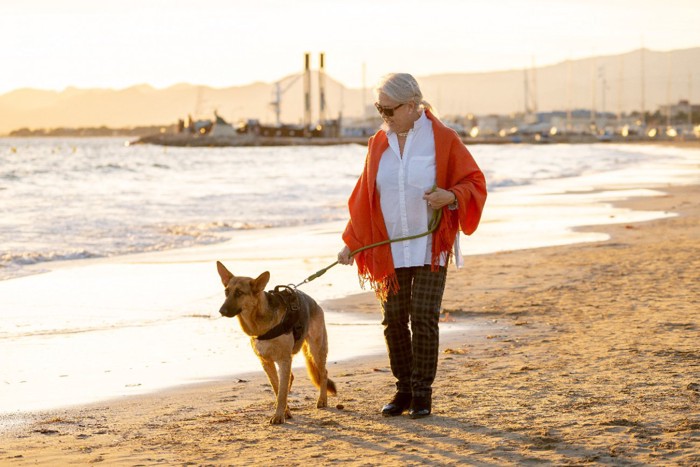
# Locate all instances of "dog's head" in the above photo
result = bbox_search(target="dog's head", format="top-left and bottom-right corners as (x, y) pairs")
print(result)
(216, 261), (270, 318)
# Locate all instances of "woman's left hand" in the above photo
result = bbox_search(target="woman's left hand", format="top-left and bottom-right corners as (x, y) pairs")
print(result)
(423, 187), (456, 210)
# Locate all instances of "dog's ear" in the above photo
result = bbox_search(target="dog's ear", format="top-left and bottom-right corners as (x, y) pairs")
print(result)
(251, 271), (270, 294)
(216, 261), (234, 287)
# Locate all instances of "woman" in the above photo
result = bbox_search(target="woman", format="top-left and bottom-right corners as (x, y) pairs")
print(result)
(338, 73), (487, 419)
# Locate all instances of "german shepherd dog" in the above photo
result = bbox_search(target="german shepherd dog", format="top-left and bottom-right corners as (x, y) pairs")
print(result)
(216, 261), (337, 424)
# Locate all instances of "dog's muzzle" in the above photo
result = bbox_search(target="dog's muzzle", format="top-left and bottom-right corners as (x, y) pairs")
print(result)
(219, 305), (242, 318)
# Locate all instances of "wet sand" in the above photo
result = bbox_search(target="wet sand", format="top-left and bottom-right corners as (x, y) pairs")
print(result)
(0, 185), (698, 465)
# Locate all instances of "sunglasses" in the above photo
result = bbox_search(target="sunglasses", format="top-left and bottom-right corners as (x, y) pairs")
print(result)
(374, 102), (404, 117)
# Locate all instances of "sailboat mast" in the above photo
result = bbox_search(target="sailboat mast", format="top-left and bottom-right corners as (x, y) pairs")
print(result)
(567, 59), (572, 132)
(591, 57), (597, 132)
(640, 44), (646, 127)
(319, 52), (326, 127)
(666, 55), (672, 128)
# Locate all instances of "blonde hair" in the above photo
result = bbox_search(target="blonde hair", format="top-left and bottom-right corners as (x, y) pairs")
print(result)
(374, 73), (432, 112)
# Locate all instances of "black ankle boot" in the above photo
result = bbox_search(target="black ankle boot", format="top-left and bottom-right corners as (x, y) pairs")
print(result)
(381, 392), (412, 417)
(408, 395), (431, 419)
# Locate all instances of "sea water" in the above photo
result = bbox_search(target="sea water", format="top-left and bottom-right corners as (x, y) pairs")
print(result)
(1, 138), (698, 416)
(3, 138), (697, 281)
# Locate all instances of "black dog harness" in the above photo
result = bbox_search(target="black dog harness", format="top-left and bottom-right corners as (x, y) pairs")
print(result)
(256, 285), (304, 343)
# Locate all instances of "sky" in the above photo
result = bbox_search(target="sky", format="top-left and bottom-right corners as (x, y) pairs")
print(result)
(1, 0), (699, 95)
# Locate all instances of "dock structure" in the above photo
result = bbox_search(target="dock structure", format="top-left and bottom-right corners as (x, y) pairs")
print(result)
(133, 133), (370, 147)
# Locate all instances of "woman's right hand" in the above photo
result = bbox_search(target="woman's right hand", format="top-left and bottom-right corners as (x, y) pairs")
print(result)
(337, 245), (354, 265)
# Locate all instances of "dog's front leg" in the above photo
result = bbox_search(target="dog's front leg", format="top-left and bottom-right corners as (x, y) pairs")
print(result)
(260, 357), (279, 395)
(270, 358), (292, 424)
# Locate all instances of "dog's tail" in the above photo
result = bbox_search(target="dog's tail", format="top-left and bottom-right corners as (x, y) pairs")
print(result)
(327, 377), (337, 395)
(303, 344), (337, 395)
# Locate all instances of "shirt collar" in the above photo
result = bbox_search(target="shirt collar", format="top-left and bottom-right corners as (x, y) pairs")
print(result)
(413, 110), (428, 131)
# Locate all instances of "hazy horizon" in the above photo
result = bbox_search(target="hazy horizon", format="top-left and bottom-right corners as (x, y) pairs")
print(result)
(2, 45), (697, 97)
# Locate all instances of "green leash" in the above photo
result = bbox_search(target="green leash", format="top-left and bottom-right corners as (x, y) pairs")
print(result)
(294, 208), (443, 288)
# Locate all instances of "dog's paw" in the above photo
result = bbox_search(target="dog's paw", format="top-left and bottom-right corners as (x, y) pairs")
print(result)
(285, 407), (293, 419)
(269, 413), (286, 425)
(317, 398), (327, 409)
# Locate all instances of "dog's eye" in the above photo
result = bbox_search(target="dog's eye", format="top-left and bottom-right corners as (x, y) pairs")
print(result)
(224, 288), (230, 297)
(234, 290), (243, 298)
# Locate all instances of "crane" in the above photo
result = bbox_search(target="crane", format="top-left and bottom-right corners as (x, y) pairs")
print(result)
(269, 73), (303, 126)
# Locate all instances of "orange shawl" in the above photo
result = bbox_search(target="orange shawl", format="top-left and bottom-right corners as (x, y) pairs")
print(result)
(342, 110), (487, 299)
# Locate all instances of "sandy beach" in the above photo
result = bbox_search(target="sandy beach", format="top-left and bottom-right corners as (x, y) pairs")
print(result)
(1, 184), (698, 465)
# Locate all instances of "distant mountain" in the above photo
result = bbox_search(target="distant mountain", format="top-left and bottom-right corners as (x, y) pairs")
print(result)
(418, 47), (700, 118)
(1, 47), (699, 135)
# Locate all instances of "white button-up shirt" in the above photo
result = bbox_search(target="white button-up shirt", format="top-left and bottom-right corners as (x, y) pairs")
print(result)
(376, 111), (444, 268)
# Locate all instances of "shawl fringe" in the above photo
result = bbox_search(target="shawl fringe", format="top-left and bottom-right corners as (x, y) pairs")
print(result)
(356, 262), (399, 302)
(431, 207), (458, 270)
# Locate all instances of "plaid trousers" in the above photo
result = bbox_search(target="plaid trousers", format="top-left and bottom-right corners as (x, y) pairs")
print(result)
(381, 265), (447, 397)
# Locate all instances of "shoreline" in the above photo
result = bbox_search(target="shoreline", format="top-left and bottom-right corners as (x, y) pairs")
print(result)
(4, 133), (699, 147)
(1, 184), (697, 465)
